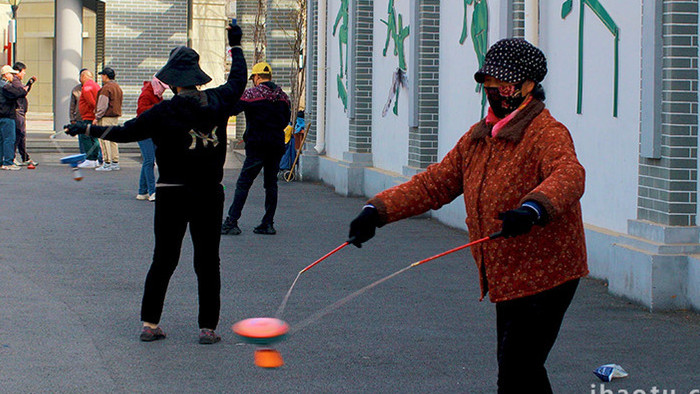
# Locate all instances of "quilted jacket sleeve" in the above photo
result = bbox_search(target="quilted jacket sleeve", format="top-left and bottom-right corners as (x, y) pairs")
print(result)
(521, 120), (585, 223)
(369, 132), (471, 225)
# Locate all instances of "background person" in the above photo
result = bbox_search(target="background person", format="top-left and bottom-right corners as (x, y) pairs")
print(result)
(65, 23), (247, 345)
(0, 65), (27, 170)
(77, 69), (102, 168)
(347, 38), (588, 394)
(94, 67), (123, 171)
(11, 62), (37, 167)
(220, 62), (291, 236)
(69, 69), (86, 154)
(135, 76), (169, 202)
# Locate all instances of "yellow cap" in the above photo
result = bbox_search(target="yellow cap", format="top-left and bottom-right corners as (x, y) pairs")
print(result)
(250, 62), (272, 79)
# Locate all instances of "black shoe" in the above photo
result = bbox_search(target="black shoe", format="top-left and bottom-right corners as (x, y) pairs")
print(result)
(221, 220), (241, 235)
(253, 223), (276, 235)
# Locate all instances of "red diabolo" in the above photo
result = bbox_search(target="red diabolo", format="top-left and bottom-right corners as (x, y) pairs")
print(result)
(232, 317), (289, 368)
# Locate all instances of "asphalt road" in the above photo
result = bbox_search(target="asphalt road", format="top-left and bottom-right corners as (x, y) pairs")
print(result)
(0, 153), (698, 393)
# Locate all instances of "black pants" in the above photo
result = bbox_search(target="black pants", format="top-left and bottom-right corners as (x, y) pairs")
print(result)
(496, 279), (579, 394)
(141, 185), (224, 329)
(226, 147), (284, 226)
(14, 112), (27, 161)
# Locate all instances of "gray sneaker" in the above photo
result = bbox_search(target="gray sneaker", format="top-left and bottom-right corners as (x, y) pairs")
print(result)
(1, 164), (21, 171)
(111, 163), (121, 171)
(199, 328), (221, 344)
(95, 163), (112, 171)
(140, 326), (166, 342)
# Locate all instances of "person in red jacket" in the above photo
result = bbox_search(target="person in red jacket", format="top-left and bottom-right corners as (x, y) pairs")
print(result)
(348, 39), (587, 394)
(135, 76), (168, 201)
(76, 69), (102, 168)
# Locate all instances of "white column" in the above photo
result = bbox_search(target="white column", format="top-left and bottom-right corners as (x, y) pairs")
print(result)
(53, 0), (83, 133)
(190, 1), (226, 87)
(524, 0), (539, 46)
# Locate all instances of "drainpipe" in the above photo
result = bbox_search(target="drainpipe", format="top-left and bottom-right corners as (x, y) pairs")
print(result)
(524, 0), (539, 46)
(314, 0), (327, 154)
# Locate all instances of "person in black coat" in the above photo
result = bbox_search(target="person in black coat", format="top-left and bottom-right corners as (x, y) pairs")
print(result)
(0, 65), (27, 170)
(221, 61), (291, 236)
(65, 23), (247, 344)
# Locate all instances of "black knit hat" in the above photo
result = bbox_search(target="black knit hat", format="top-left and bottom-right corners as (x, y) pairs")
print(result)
(156, 46), (212, 87)
(474, 38), (547, 84)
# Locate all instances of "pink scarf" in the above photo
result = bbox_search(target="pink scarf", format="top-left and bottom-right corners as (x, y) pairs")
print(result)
(151, 76), (169, 98)
(485, 96), (533, 138)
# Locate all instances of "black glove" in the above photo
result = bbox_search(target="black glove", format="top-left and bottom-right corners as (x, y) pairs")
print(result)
(348, 205), (380, 247)
(63, 123), (87, 136)
(227, 23), (242, 47)
(497, 206), (539, 238)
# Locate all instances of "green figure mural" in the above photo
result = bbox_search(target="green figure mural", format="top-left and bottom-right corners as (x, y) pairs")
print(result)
(333, 0), (349, 110)
(459, 0), (489, 117)
(561, 0), (619, 117)
(381, 0), (397, 57)
(380, 0), (410, 116)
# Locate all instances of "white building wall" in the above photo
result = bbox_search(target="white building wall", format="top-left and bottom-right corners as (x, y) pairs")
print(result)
(319, 0), (643, 234)
(433, 0), (506, 229)
(432, 1), (643, 235)
(370, 0), (411, 174)
(326, 0), (350, 160)
(539, 1), (642, 234)
(0, 5), (11, 67)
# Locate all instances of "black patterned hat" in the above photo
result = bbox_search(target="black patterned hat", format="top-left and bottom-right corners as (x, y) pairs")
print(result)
(474, 38), (547, 84)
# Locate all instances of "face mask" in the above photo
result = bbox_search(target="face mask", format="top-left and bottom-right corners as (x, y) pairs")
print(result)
(485, 82), (526, 118)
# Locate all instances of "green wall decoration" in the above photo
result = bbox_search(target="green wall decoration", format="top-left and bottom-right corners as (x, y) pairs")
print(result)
(561, 0), (619, 117)
(333, 0), (349, 110)
(459, 0), (488, 117)
(380, 0), (410, 116)
(381, 0), (410, 71)
(337, 74), (348, 110)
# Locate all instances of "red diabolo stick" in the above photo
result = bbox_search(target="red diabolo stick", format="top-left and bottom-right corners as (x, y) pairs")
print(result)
(410, 232), (501, 268)
(299, 242), (350, 274)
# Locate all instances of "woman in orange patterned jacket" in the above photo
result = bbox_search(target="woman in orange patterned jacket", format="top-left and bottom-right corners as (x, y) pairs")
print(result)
(348, 39), (588, 394)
